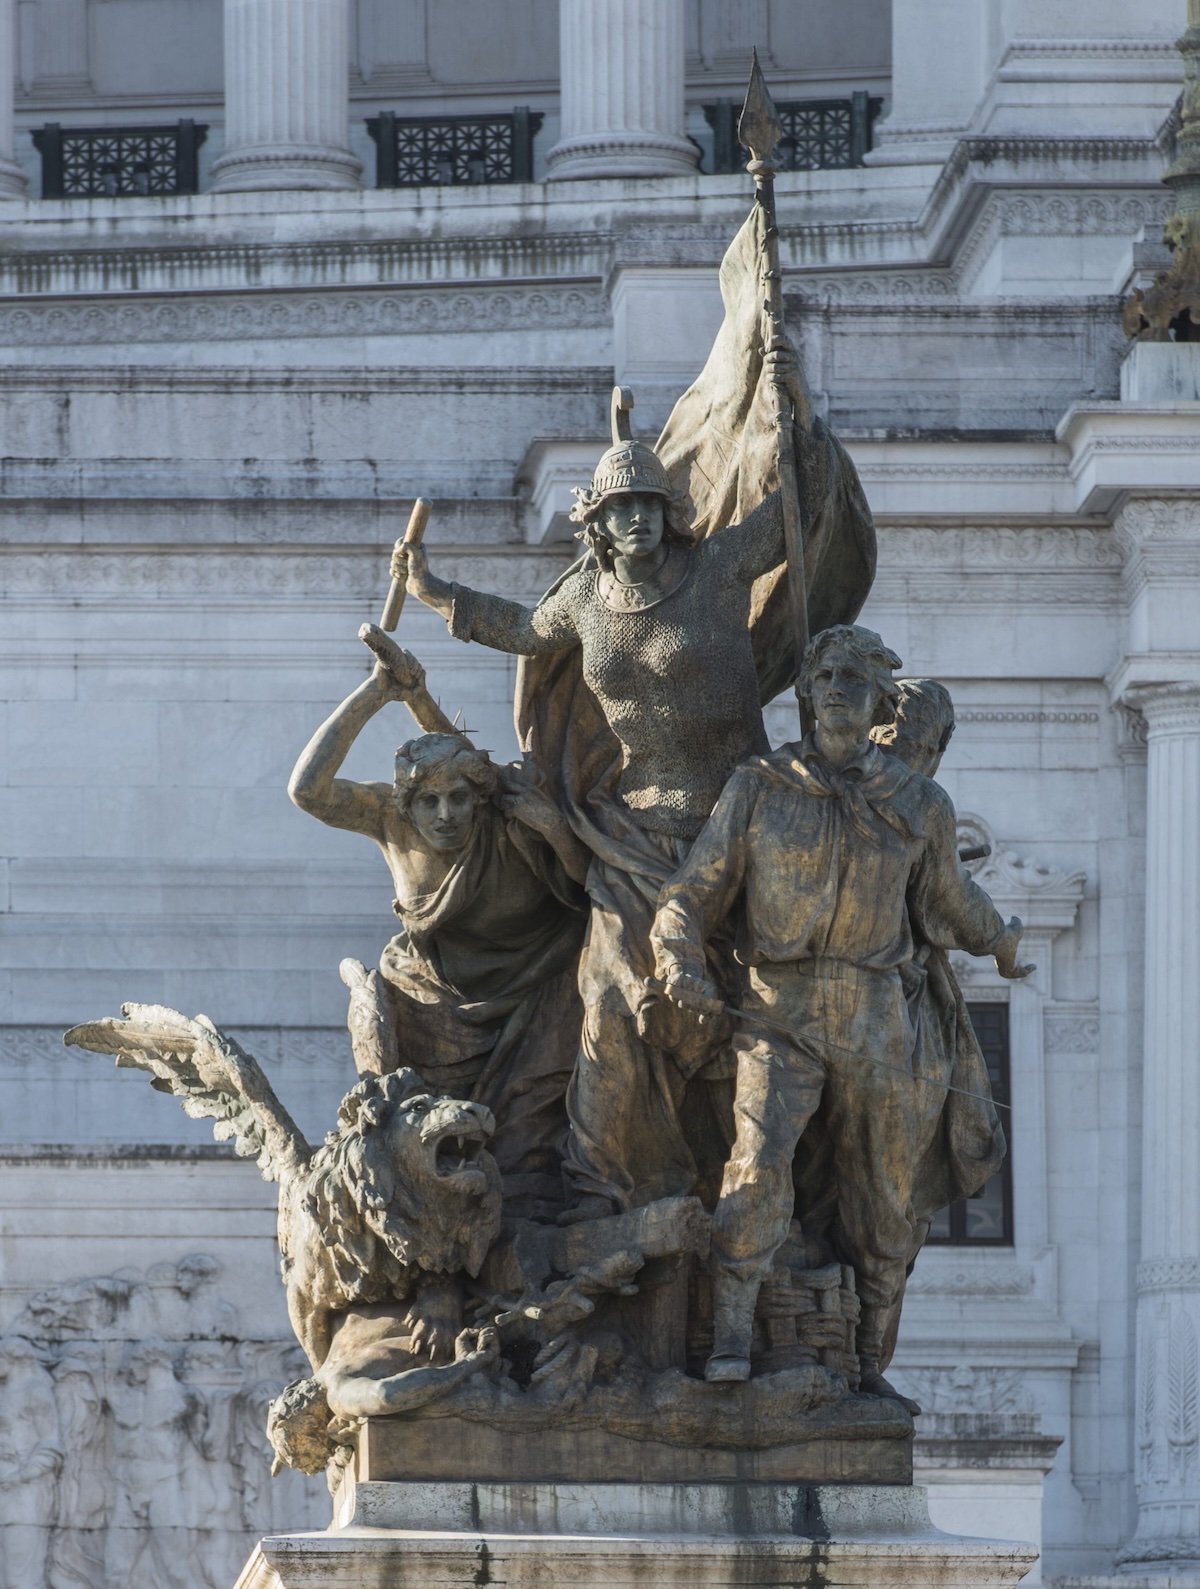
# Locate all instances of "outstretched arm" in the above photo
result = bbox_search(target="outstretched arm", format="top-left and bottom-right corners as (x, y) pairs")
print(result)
(402, 544), (580, 658)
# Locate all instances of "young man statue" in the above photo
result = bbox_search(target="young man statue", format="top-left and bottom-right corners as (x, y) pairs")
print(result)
(289, 628), (588, 1220)
(649, 626), (1033, 1396)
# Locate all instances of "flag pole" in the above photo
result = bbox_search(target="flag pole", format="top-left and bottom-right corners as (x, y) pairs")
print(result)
(739, 51), (814, 736)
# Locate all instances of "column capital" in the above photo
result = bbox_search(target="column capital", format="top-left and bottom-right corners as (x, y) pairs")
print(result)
(1113, 493), (1200, 579)
(1110, 665), (1200, 720)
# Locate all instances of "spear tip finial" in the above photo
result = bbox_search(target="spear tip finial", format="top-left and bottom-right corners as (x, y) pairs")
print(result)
(738, 47), (782, 169)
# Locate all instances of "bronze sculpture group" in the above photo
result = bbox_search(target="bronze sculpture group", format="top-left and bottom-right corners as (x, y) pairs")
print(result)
(65, 67), (1032, 1482)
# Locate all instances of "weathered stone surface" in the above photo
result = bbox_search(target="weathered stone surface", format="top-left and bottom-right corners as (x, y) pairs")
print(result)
(354, 1390), (912, 1484)
(234, 1480), (1037, 1588)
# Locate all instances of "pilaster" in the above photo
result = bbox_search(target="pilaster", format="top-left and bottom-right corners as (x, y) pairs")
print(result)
(546, 0), (699, 181)
(210, 0), (362, 193)
(1117, 680), (1200, 1572)
(0, 0), (28, 197)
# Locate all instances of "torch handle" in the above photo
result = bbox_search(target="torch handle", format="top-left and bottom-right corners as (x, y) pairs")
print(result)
(380, 498), (432, 632)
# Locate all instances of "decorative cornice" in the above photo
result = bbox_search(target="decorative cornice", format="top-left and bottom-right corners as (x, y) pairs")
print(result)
(0, 545), (569, 601)
(1138, 1258), (1200, 1295)
(0, 364), (610, 395)
(0, 284), (609, 347)
(0, 232), (606, 300)
(877, 524), (1122, 570)
(955, 188), (1174, 292)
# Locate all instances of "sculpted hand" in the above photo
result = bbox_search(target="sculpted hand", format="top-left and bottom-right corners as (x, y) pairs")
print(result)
(453, 1326), (500, 1370)
(762, 314), (809, 420)
(495, 763), (559, 832)
(397, 544), (454, 614)
(358, 624), (425, 700)
(661, 967), (724, 1020)
(994, 915), (1036, 980)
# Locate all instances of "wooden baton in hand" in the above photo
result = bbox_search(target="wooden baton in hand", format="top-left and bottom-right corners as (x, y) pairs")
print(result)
(380, 497), (432, 631)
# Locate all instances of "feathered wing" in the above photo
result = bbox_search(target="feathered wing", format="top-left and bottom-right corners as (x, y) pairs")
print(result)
(64, 1004), (310, 1183)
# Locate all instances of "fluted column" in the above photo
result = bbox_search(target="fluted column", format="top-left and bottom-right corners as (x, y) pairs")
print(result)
(1120, 679), (1200, 1572)
(211, 0), (361, 193)
(0, 0), (27, 197)
(547, 0), (698, 181)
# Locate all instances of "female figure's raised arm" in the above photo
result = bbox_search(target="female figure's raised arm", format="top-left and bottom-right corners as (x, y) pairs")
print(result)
(402, 544), (580, 658)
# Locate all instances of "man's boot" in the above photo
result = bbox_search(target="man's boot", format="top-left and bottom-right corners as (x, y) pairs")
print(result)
(705, 1270), (759, 1383)
(856, 1305), (921, 1414)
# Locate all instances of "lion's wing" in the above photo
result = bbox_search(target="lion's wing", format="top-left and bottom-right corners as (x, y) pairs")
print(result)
(64, 1004), (310, 1183)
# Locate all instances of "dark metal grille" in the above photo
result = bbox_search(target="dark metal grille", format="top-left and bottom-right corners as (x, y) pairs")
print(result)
(926, 1003), (1014, 1247)
(704, 92), (881, 174)
(367, 108), (543, 188)
(32, 120), (206, 198)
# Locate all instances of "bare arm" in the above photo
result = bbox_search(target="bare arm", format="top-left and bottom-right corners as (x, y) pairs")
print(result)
(324, 1328), (500, 1420)
(288, 669), (399, 840)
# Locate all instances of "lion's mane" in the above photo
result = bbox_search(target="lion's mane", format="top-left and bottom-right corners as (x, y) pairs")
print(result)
(292, 1069), (501, 1309)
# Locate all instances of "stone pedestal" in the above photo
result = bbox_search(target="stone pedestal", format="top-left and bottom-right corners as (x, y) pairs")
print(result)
(235, 1479), (1039, 1587)
(210, 0), (362, 192)
(916, 1413), (1064, 1586)
(547, 0), (699, 180)
(0, 0), (28, 197)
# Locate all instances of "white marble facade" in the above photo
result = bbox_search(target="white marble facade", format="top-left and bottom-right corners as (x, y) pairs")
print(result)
(0, 2), (1197, 1584)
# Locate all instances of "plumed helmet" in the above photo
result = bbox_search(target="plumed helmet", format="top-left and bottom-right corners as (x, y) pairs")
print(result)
(569, 387), (672, 524)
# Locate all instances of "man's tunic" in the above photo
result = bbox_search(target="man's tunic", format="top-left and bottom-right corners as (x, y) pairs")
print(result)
(651, 739), (1008, 1331)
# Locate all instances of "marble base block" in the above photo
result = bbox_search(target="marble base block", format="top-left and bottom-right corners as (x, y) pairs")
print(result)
(235, 1479), (1038, 1587)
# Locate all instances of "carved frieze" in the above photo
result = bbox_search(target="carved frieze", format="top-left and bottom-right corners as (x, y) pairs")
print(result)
(0, 1257), (324, 1589)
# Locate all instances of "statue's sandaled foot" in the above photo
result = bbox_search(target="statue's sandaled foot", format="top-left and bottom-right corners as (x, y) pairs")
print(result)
(705, 1353), (751, 1383)
(859, 1368), (921, 1416)
(556, 1194), (618, 1226)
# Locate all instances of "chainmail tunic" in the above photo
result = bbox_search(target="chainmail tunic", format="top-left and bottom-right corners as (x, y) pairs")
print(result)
(448, 495), (785, 839)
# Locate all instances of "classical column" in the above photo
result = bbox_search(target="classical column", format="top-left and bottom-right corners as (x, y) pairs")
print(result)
(0, 0), (27, 197)
(547, 0), (698, 181)
(210, 0), (361, 193)
(1120, 677), (1200, 1572)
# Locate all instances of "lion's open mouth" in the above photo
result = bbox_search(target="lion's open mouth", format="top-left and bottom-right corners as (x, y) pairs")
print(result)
(434, 1129), (486, 1177)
